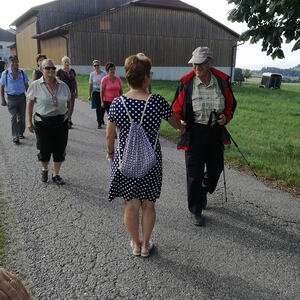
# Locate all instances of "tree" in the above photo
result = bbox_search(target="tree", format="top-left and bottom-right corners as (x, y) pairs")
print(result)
(234, 68), (244, 82)
(243, 69), (252, 80)
(227, 0), (300, 59)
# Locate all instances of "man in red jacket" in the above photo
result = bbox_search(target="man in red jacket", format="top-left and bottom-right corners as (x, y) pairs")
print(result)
(172, 46), (236, 226)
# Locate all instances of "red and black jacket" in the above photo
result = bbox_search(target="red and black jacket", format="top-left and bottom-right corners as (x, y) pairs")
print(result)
(172, 67), (237, 151)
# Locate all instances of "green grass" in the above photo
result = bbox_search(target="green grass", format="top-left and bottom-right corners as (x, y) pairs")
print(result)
(24, 71), (300, 191)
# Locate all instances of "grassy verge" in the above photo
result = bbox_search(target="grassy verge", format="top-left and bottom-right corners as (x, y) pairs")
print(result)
(24, 71), (300, 192)
(0, 196), (6, 266)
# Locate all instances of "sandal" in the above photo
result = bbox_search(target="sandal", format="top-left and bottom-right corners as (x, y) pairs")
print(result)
(141, 241), (154, 258)
(130, 241), (141, 256)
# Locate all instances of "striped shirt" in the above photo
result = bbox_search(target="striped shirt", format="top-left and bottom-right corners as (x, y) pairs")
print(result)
(192, 73), (225, 125)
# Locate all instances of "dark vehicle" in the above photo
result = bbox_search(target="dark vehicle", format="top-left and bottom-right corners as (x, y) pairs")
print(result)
(259, 73), (282, 89)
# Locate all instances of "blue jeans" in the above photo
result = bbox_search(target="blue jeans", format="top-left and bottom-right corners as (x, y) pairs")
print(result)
(7, 94), (26, 138)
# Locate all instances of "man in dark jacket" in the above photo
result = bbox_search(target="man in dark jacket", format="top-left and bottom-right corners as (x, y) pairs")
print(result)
(172, 46), (236, 226)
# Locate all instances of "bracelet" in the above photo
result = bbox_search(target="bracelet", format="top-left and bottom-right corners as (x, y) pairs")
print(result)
(107, 151), (114, 155)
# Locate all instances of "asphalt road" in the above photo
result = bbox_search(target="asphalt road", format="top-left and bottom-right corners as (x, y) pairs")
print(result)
(0, 99), (299, 300)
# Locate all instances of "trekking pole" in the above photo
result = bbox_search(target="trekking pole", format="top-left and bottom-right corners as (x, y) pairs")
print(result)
(212, 110), (258, 178)
(223, 164), (228, 202)
(227, 133), (258, 178)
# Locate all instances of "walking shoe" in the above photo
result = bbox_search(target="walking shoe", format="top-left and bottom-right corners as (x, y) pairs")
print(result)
(97, 124), (102, 129)
(191, 213), (205, 227)
(201, 191), (208, 210)
(41, 170), (48, 182)
(19, 135), (25, 139)
(130, 241), (141, 256)
(68, 122), (72, 129)
(13, 137), (20, 144)
(141, 241), (154, 258)
(52, 175), (65, 185)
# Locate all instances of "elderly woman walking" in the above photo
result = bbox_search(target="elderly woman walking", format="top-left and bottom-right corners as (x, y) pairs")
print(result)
(106, 55), (185, 257)
(88, 60), (106, 129)
(56, 56), (78, 128)
(27, 59), (71, 185)
(100, 62), (123, 114)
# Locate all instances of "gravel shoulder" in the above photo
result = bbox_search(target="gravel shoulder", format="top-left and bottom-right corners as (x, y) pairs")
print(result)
(0, 99), (299, 300)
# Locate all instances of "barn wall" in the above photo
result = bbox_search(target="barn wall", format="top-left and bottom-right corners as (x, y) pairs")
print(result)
(68, 5), (238, 67)
(16, 19), (38, 68)
(40, 36), (68, 65)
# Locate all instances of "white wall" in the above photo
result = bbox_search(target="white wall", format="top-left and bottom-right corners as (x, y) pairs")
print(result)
(58, 65), (234, 81)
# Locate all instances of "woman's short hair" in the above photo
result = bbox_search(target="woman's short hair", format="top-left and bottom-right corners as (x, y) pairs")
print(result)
(125, 55), (152, 88)
(41, 59), (55, 68)
(36, 54), (47, 63)
(105, 62), (115, 72)
(61, 56), (70, 63)
(92, 60), (100, 65)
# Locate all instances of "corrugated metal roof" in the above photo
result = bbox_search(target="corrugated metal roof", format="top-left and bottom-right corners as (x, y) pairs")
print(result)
(130, 0), (199, 11)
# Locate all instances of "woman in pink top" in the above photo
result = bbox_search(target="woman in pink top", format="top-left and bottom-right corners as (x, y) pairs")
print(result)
(100, 62), (123, 113)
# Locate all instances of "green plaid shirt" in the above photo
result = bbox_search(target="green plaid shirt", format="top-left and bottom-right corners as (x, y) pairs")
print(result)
(192, 73), (225, 125)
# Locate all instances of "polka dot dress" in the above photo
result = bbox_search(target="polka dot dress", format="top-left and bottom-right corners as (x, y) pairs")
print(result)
(108, 94), (172, 202)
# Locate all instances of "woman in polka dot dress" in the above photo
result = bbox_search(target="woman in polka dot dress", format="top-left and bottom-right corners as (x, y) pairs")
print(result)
(106, 55), (185, 257)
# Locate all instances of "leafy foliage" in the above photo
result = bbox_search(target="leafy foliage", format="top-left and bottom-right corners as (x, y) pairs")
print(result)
(227, 0), (300, 59)
(234, 68), (245, 81)
(243, 69), (252, 79)
(261, 67), (300, 77)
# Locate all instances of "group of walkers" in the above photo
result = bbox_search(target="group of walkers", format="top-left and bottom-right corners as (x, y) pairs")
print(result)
(0, 47), (236, 261)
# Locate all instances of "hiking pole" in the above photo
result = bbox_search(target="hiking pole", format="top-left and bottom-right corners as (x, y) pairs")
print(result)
(212, 110), (258, 178)
(227, 133), (258, 178)
(223, 163), (228, 202)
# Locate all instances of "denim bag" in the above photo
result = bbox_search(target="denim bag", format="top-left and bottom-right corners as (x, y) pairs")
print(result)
(118, 95), (158, 178)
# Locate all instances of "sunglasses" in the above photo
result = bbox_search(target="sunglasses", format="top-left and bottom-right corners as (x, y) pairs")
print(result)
(44, 66), (56, 70)
(94, 64), (100, 67)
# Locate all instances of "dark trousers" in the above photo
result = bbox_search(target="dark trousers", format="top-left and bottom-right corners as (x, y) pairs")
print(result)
(34, 118), (69, 162)
(7, 94), (26, 138)
(185, 124), (224, 215)
(103, 101), (112, 113)
(92, 91), (105, 126)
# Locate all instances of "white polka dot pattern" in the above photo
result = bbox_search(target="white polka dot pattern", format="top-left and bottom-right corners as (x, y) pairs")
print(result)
(108, 94), (172, 202)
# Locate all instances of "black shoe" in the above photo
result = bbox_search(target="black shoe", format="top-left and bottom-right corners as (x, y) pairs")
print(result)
(19, 135), (25, 139)
(69, 120), (73, 126)
(68, 122), (72, 129)
(191, 213), (205, 226)
(201, 192), (208, 210)
(97, 124), (102, 129)
(41, 170), (48, 182)
(52, 175), (65, 185)
(13, 137), (20, 144)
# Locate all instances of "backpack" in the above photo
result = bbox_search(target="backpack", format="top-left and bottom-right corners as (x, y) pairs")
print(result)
(118, 95), (158, 179)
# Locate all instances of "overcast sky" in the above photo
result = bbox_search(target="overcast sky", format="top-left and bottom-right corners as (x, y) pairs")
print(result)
(1, 0), (299, 70)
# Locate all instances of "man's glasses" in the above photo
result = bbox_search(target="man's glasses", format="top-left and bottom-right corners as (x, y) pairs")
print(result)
(94, 64), (100, 67)
(44, 66), (56, 70)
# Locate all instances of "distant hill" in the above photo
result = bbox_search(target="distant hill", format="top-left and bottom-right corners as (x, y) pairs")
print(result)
(260, 67), (300, 77)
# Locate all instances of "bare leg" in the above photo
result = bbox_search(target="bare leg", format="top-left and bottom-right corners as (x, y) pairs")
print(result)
(141, 200), (156, 248)
(41, 161), (49, 170)
(53, 162), (62, 175)
(124, 199), (141, 246)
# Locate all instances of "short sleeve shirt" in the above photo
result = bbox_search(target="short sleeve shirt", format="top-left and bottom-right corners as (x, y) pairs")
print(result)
(89, 71), (106, 90)
(192, 73), (225, 125)
(0, 69), (29, 95)
(26, 77), (71, 117)
(101, 76), (122, 102)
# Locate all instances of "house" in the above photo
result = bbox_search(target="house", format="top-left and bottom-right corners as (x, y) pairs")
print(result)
(11, 0), (239, 80)
(0, 28), (16, 62)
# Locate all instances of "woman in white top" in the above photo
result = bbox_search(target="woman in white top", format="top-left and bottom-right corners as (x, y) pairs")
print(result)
(88, 60), (106, 129)
(27, 59), (71, 185)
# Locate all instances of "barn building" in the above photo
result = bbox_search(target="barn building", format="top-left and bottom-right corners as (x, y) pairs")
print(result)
(11, 0), (239, 80)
